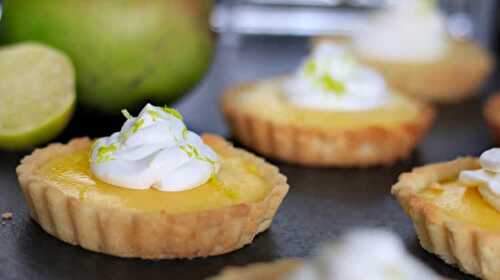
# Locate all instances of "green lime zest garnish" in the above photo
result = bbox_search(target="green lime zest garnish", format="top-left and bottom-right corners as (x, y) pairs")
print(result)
(182, 127), (189, 139)
(163, 106), (183, 121)
(180, 143), (216, 165)
(209, 174), (220, 185)
(210, 174), (238, 200)
(180, 143), (198, 158)
(148, 109), (161, 121)
(304, 59), (317, 76)
(131, 118), (144, 134)
(121, 109), (133, 120)
(96, 143), (117, 163)
(320, 75), (345, 95)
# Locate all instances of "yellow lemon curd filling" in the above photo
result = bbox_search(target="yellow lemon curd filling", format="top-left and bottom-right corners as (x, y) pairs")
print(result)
(419, 180), (500, 230)
(38, 148), (272, 214)
(234, 81), (422, 129)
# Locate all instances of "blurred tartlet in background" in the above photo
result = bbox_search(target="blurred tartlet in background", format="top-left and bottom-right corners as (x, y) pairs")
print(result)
(222, 42), (435, 167)
(314, 0), (493, 103)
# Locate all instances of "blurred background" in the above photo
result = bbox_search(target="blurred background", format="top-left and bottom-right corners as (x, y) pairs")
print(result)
(178, 0), (498, 137)
(212, 0), (495, 45)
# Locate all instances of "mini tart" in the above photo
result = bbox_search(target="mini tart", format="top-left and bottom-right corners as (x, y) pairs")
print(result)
(222, 79), (435, 167)
(392, 158), (500, 280)
(208, 260), (302, 280)
(314, 37), (494, 103)
(484, 94), (500, 145)
(16, 135), (289, 259)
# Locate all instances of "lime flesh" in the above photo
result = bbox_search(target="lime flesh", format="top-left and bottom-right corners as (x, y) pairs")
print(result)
(0, 43), (76, 150)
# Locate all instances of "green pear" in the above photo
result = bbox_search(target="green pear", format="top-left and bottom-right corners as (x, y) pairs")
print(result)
(1, 0), (214, 113)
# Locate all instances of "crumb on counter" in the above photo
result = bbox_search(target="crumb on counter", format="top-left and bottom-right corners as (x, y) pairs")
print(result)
(1, 212), (13, 220)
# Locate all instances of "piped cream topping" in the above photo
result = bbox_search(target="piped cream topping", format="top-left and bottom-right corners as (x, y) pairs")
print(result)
(283, 43), (390, 111)
(287, 229), (441, 280)
(460, 148), (500, 211)
(353, 0), (449, 63)
(90, 104), (220, 192)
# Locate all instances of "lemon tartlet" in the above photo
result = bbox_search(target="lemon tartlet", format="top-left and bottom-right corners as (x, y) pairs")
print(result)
(16, 105), (289, 259)
(392, 151), (500, 279)
(222, 44), (434, 167)
(485, 94), (500, 145)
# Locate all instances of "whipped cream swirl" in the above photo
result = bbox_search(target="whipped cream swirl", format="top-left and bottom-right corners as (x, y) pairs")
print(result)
(288, 229), (441, 280)
(283, 43), (389, 111)
(353, 0), (449, 62)
(460, 148), (500, 211)
(90, 104), (219, 192)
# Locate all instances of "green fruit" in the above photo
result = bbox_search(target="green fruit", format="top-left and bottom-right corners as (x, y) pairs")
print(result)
(1, 0), (214, 113)
(0, 43), (76, 151)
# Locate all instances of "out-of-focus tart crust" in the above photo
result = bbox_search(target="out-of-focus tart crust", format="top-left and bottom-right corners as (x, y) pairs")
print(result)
(485, 94), (500, 145)
(392, 158), (500, 280)
(16, 135), (289, 259)
(208, 260), (302, 280)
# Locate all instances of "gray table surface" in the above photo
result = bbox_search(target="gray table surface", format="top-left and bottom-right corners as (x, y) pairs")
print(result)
(0, 36), (495, 280)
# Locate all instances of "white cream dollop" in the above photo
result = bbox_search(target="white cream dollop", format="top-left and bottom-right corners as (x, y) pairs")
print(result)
(283, 43), (390, 111)
(460, 148), (500, 211)
(90, 104), (220, 192)
(287, 229), (441, 280)
(353, 0), (449, 63)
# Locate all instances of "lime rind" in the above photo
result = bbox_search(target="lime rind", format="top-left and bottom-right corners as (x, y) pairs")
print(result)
(320, 75), (346, 95)
(162, 106), (183, 121)
(0, 101), (75, 150)
(0, 43), (76, 151)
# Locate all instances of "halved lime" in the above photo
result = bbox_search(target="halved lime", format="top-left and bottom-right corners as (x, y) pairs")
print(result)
(0, 43), (76, 151)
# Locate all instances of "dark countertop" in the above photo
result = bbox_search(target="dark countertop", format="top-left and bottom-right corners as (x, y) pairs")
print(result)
(0, 36), (495, 280)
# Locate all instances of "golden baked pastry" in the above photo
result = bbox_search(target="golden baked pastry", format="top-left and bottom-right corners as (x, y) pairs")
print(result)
(222, 79), (434, 167)
(392, 158), (500, 280)
(485, 94), (500, 144)
(314, 37), (493, 103)
(208, 260), (302, 280)
(16, 134), (289, 259)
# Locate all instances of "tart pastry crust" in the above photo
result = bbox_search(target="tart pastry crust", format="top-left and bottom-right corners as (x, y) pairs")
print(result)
(392, 158), (500, 280)
(208, 260), (302, 280)
(485, 94), (500, 145)
(16, 135), (289, 259)
(222, 82), (435, 167)
(314, 37), (494, 103)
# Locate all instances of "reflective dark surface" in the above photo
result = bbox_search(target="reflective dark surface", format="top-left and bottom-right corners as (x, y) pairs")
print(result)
(0, 37), (494, 280)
